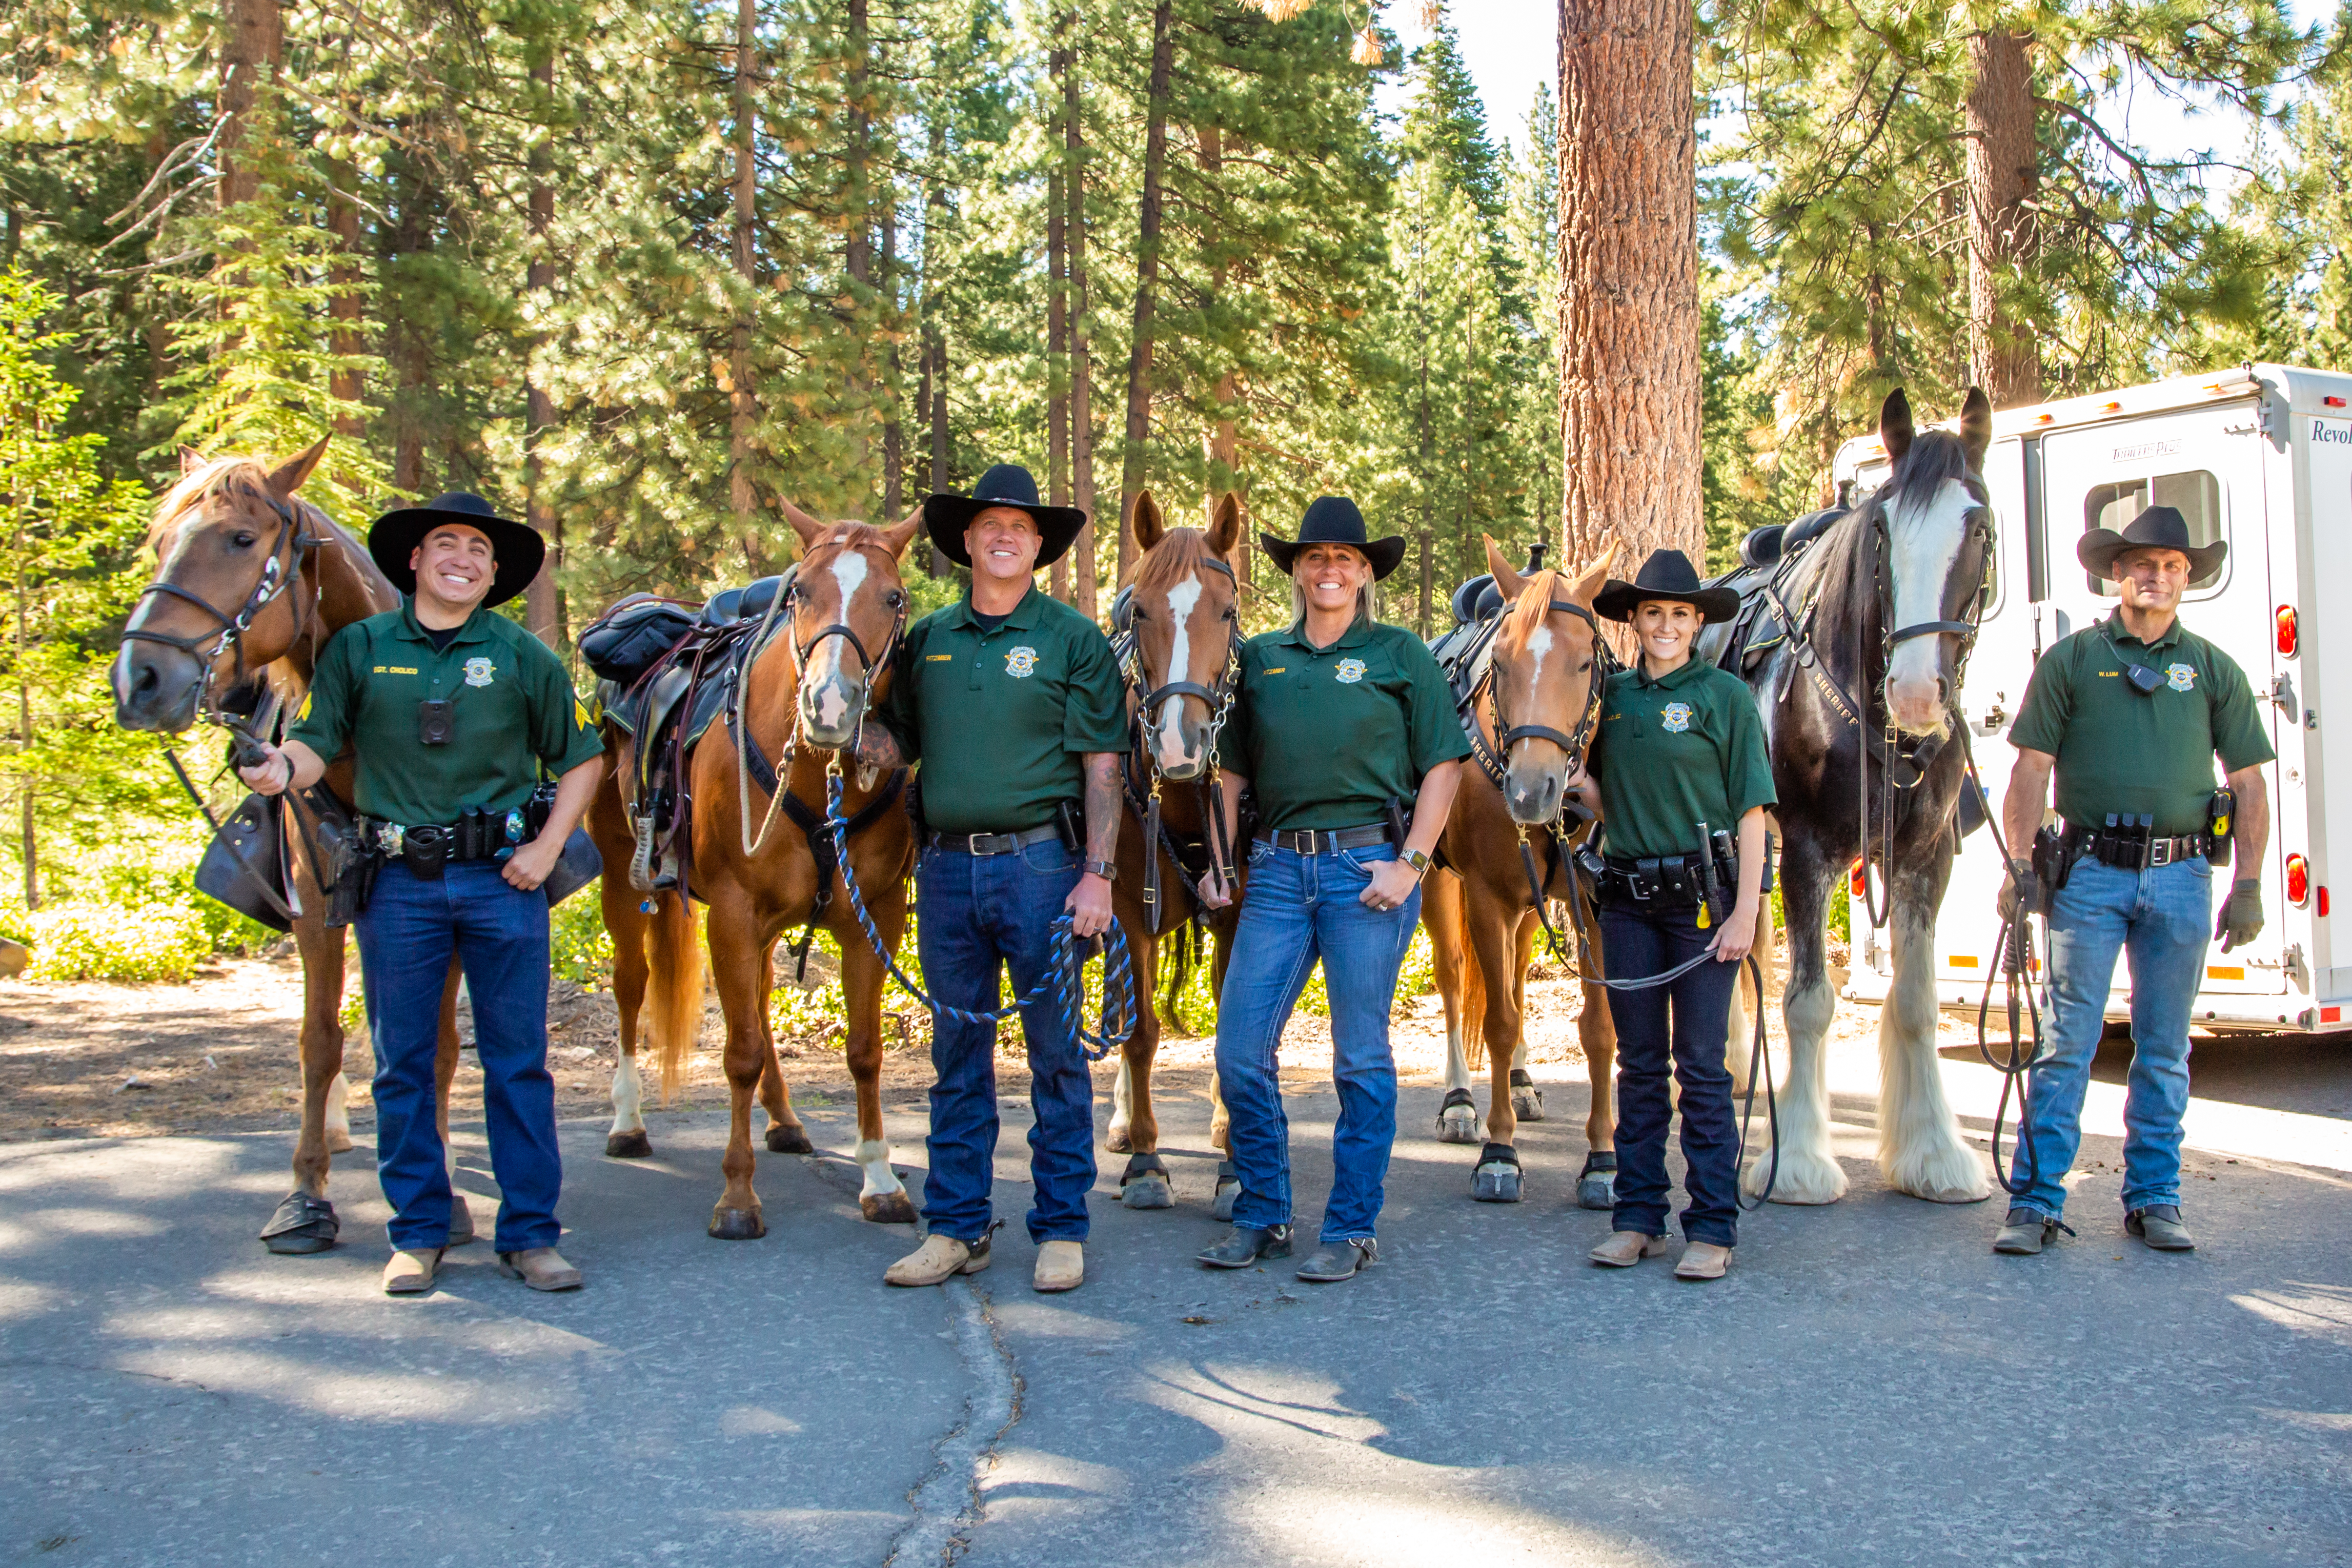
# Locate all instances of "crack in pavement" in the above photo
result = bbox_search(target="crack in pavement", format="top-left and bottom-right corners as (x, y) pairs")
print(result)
(793, 1136), (1027, 1566)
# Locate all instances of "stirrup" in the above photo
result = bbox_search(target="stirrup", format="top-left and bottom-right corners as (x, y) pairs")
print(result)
(630, 812), (659, 892)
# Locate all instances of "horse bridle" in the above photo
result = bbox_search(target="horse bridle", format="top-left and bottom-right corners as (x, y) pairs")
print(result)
(1465, 593), (1616, 793)
(120, 486), (333, 730)
(1111, 556), (1247, 931)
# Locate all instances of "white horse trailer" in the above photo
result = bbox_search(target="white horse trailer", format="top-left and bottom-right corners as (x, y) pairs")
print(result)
(1840, 362), (2352, 1034)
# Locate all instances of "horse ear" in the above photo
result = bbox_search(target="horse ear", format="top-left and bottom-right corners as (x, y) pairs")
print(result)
(1208, 491), (1243, 555)
(777, 496), (828, 551)
(1879, 388), (1914, 464)
(1131, 490), (1165, 552)
(881, 503), (926, 559)
(179, 446), (207, 476)
(1571, 535), (1620, 601)
(1483, 534), (1527, 603)
(266, 436), (331, 496)
(1958, 386), (1993, 470)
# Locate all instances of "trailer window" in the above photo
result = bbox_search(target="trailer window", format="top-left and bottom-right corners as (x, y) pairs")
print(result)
(2084, 472), (2224, 595)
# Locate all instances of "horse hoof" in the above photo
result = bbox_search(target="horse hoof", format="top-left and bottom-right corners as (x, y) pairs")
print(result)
(1211, 1160), (1240, 1222)
(1121, 1175), (1174, 1210)
(1576, 1173), (1617, 1211)
(708, 1207), (767, 1240)
(447, 1194), (476, 1247)
(1511, 1087), (1547, 1122)
(261, 1229), (335, 1256)
(1105, 1124), (1134, 1155)
(605, 1129), (654, 1159)
(325, 1129), (355, 1155)
(259, 1192), (338, 1254)
(766, 1124), (815, 1155)
(1472, 1164), (1524, 1204)
(859, 1191), (918, 1225)
(1435, 1087), (1481, 1145)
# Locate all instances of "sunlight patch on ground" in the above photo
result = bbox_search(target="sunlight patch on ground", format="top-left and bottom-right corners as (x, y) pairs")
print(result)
(717, 1404), (804, 1437)
(110, 1346), (580, 1424)
(2232, 1284), (2352, 1347)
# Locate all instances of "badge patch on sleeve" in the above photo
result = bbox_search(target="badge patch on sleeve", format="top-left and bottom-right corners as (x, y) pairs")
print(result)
(464, 657), (496, 688)
(1005, 645), (1039, 678)
(1334, 658), (1367, 684)
(1661, 702), (1694, 732)
(2166, 662), (2197, 692)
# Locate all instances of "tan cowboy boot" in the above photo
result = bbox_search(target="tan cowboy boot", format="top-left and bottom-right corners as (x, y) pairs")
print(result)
(1033, 1239), (1084, 1293)
(496, 1247), (584, 1292)
(382, 1247), (445, 1296)
(1589, 1231), (1668, 1268)
(884, 1233), (990, 1288)
(1675, 1241), (1733, 1281)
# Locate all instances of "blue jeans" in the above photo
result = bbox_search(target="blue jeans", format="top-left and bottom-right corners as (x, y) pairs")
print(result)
(2017, 854), (2212, 1220)
(916, 838), (1096, 1245)
(1598, 901), (1741, 1248)
(1215, 839), (1418, 1243)
(355, 860), (562, 1254)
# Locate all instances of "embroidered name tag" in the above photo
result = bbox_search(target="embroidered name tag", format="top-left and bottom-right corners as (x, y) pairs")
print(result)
(1264, 667), (1285, 675)
(926, 653), (955, 662)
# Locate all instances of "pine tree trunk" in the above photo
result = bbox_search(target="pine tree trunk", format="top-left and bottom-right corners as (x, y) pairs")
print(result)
(1966, 26), (2041, 409)
(218, 0), (282, 211)
(846, 0), (873, 288)
(1555, 0), (1702, 573)
(883, 202), (904, 518)
(923, 118), (952, 579)
(1116, 0), (1175, 586)
(1199, 121), (1241, 568)
(1047, 150), (1070, 602)
(1065, 11), (1099, 619)
(524, 54), (562, 646)
(15, 501), (33, 910)
(326, 176), (366, 435)
(728, 0), (760, 545)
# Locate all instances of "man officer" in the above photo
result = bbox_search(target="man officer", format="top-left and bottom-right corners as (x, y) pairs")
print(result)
(853, 463), (1126, 1295)
(239, 493), (605, 1296)
(1996, 504), (2274, 1256)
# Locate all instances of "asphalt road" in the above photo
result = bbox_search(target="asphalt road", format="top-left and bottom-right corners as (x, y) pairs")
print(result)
(4, 1034), (2349, 1568)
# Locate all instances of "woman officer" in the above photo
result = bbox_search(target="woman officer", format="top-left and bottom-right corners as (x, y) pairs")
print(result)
(1193, 497), (1467, 1284)
(1576, 549), (1775, 1282)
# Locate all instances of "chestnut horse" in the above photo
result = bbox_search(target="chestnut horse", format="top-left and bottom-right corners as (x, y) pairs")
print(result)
(598, 503), (925, 1240)
(109, 442), (467, 1252)
(1422, 536), (1622, 1207)
(1101, 491), (1245, 1213)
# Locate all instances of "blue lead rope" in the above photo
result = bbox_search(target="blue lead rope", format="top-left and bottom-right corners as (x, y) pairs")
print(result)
(820, 769), (1139, 1062)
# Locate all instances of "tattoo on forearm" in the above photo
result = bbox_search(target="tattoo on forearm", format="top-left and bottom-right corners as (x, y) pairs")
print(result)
(1084, 754), (1120, 866)
(854, 725), (901, 772)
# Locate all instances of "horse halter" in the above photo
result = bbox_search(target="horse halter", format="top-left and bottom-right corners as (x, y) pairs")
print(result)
(1113, 556), (1245, 766)
(120, 485), (332, 722)
(1476, 594), (1614, 791)
(780, 559), (907, 688)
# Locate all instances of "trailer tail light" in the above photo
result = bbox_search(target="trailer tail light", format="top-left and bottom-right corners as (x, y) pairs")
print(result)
(1850, 859), (1868, 897)
(2287, 854), (2309, 907)
(2278, 605), (2298, 658)
(2326, 396), (2348, 408)
(2321, 886), (2331, 918)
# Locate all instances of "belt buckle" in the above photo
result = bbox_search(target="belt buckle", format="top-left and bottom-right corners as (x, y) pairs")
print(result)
(2151, 838), (2174, 867)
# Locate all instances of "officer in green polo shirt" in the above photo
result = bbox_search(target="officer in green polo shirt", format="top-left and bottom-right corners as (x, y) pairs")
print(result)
(238, 493), (604, 1298)
(1577, 549), (1775, 1283)
(855, 463), (1127, 1296)
(1190, 497), (1467, 1285)
(1993, 504), (2274, 1257)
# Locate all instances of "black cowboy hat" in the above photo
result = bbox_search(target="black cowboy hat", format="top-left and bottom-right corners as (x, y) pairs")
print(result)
(369, 493), (544, 607)
(1259, 496), (1408, 581)
(2077, 503), (2226, 583)
(1595, 548), (1739, 624)
(924, 463), (1088, 569)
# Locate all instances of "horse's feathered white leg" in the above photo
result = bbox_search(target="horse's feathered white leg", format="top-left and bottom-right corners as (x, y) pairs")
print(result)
(323, 1072), (354, 1154)
(1878, 895), (1990, 1202)
(1754, 959), (1847, 1203)
(1106, 1052), (1136, 1153)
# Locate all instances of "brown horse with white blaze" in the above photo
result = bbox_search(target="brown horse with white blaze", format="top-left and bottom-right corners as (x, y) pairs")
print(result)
(109, 441), (468, 1252)
(1423, 536), (1623, 1208)
(1101, 491), (1245, 1211)
(614, 501), (924, 1241)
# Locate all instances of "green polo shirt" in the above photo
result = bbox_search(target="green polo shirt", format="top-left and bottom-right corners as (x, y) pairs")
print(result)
(876, 584), (1128, 836)
(287, 602), (604, 826)
(1589, 656), (1777, 859)
(1215, 615), (1468, 832)
(2009, 610), (2273, 836)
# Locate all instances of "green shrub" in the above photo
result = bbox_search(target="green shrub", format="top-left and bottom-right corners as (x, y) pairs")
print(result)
(551, 891), (614, 985)
(80, 830), (274, 956)
(27, 900), (212, 983)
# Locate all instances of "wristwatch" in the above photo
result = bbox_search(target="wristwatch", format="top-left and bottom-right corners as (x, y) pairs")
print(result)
(1083, 858), (1119, 882)
(1400, 847), (1431, 879)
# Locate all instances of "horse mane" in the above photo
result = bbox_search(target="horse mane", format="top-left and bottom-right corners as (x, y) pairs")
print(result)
(1870, 428), (1973, 526)
(148, 455), (281, 551)
(1499, 568), (1573, 649)
(1129, 525), (1222, 591)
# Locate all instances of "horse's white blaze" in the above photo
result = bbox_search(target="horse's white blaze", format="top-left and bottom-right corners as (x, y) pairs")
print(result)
(856, 1136), (905, 1199)
(1883, 478), (1975, 734)
(610, 1051), (645, 1135)
(802, 546), (871, 736)
(1878, 896), (1990, 1200)
(325, 1072), (351, 1138)
(1152, 573), (1204, 770)
(1524, 624), (1553, 685)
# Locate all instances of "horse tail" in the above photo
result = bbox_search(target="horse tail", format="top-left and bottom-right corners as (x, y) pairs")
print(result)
(644, 890), (703, 1106)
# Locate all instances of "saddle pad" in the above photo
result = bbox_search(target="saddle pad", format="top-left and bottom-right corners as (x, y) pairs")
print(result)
(580, 596), (700, 688)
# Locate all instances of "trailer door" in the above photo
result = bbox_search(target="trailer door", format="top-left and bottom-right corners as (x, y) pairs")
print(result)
(2034, 401), (2287, 997)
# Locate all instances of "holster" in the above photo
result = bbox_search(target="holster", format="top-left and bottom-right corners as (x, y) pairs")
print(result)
(402, 824), (452, 879)
(2032, 822), (2077, 911)
(294, 785), (374, 927)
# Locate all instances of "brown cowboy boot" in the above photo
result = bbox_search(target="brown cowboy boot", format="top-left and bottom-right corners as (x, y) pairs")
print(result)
(382, 1247), (445, 1296)
(496, 1247), (584, 1292)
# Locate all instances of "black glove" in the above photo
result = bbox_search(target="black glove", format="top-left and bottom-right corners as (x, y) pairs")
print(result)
(2215, 878), (2264, 952)
(1998, 857), (2039, 923)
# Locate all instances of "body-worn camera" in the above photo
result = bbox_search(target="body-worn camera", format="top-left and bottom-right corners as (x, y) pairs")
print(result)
(417, 698), (456, 746)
